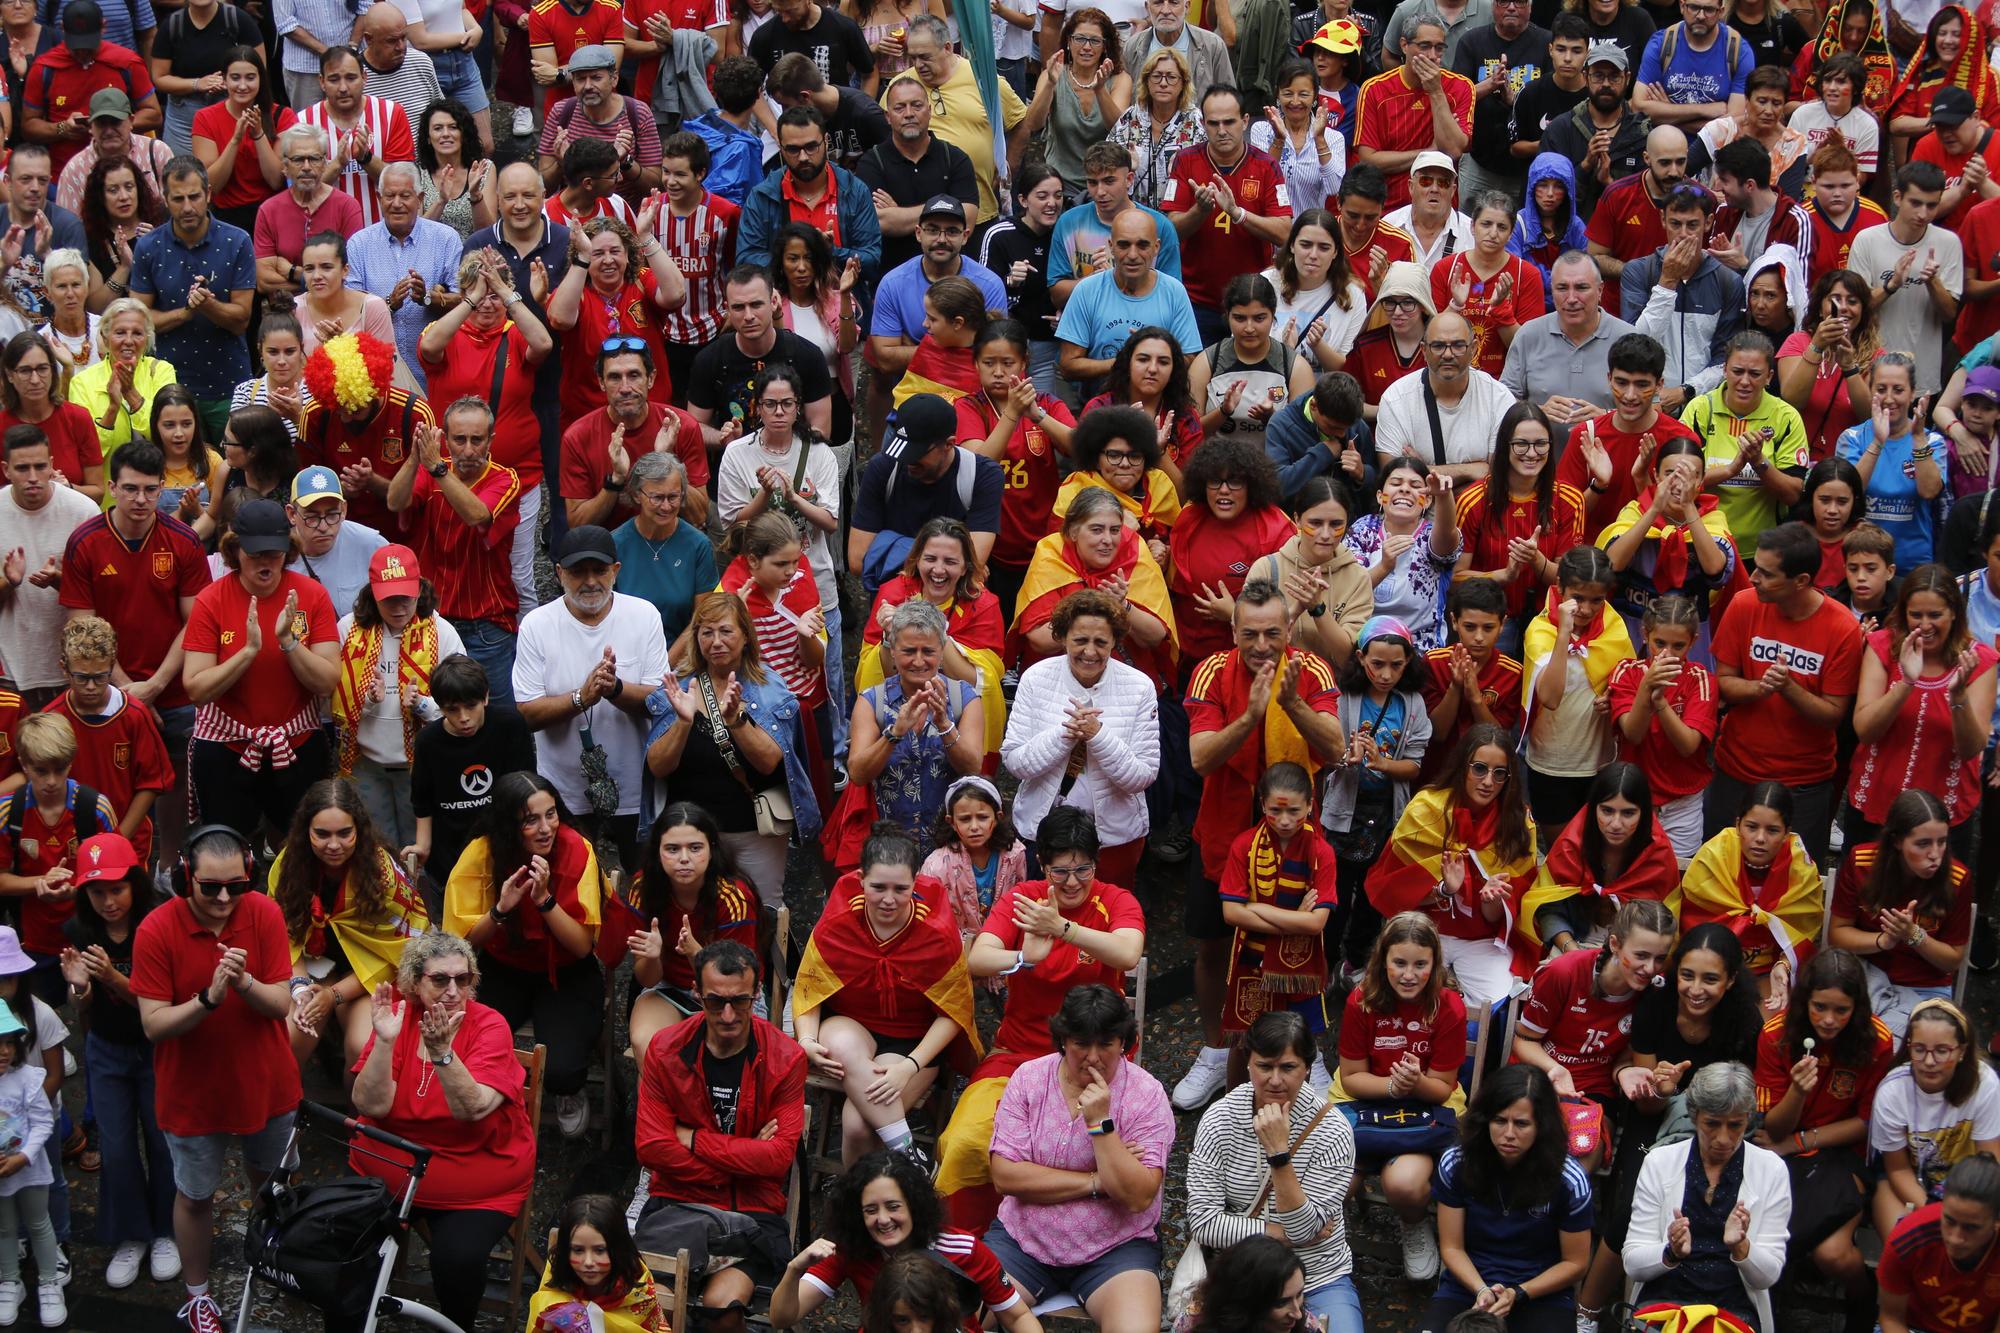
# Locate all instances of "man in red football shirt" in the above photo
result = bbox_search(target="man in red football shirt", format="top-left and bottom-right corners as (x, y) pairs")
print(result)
(560, 343), (707, 530)
(1881, 1156), (2000, 1333)
(20, 0), (160, 177)
(1353, 13), (1472, 213)
(299, 338), (437, 535)
(385, 401), (525, 705)
(1561, 333), (1704, 542)
(1334, 166), (1415, 304)
(1586, 124), (1692, 319)
(1162, 85), (1296, 344)
(1912, 86), (2000, 234)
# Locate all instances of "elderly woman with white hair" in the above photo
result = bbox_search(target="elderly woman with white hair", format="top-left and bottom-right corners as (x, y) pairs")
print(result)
(616, 449), (717, 647)
(1621, 1061), (1792, 1333)
(67, 296), (177, 454)
(34, 248), (98, 374)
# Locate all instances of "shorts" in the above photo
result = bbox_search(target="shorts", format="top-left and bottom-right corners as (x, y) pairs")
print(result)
(164, 1110), (299, 1200)
(638, 1198), (791, 1286)
(872, 1032), (923, 1059)
(982, 1217), (1161, 1306)
(1187, 877), (1228, 941)
(432, 48), (491, 113)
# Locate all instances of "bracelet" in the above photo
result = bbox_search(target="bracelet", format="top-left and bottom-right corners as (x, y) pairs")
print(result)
(1913, 926), (1929, 945)
(536, 894), (558, 913)
(896, 1052), (922, 1068)
(1795, 1130), (1806, 1150)
(1913, 447), (1935, 461)
(288, 976), (313, 992)
(1089, 1171), (1100, 1198)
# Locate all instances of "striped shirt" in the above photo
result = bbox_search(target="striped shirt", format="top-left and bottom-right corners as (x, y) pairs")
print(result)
(735, 565), (825, 708)
(274, 0), (362, 75)
(53, 134), (173, 217)
(361, 49), (443, 120)
(545, 192), (635, 228)
(297, 96), (418, 230)
(657, 190), (739, 344)
(1185, 1084), (1356, 1291)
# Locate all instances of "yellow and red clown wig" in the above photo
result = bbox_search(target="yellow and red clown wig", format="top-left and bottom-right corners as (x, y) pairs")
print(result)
(305, 331), (395, 414)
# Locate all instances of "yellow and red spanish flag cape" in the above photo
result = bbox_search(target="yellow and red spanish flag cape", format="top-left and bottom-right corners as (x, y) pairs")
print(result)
(1514, 804), (1682, 969)
(1053, 469), (1183, 547)
(794, 872), (983, 1073)
(1520, 585), (1636, 729)
(1671, 829), (1823, 976)
(1365, 786), (1538, 927)
(528, 1268), (670, 1333)
(1010, 527), (1177, 678)
(857, 575), (1008, 764)
(890, 335), (982, 409)
(276, 847), (429, 992)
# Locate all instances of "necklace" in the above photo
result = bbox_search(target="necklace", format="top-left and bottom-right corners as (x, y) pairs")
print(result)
(635, 525), (675, 561)
(1068, 66), (1102, 90)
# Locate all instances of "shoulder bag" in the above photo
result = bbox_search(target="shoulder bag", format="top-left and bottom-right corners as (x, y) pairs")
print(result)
(696, 672), (795, 840)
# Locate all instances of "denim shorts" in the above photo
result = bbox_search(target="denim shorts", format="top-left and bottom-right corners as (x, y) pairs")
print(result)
(163, 1111), (298, 1201)
(983, 1218), (1161, 1306)
(433, 48), (490, 112)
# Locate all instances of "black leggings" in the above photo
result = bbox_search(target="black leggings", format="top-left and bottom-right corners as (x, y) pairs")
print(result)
(474, 954), (605, 1095)
(411, 1206), (516, 1332)
(190, 732), (333, 845)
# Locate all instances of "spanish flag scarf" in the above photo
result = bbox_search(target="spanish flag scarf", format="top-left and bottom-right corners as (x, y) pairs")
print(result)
(527, 1269), (670, 1333)
(1672, 828), (1824, 975)
(891, 335), (982, 409)
(281, 848), (430, 992)
(1520, 585), (1635, 726)
(332, 616), (440, 776)
(1888, 4), (1998, 119)
(1009, 527), (1178, 679)
(1365, 785), (1538, 945)
(1224, 821), (1334, 1030)
(1809, 0), (1900, 111)
(1515, 804), (1683, 961)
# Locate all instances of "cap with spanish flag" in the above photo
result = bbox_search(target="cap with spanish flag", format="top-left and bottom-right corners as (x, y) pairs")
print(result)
(1305, 17), (1361, 54)
(369, 545), (422, 600)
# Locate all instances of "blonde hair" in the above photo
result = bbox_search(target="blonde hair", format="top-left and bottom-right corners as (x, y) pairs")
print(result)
(59, 616), (117, 667)
(96, 298), (155, 359)
(1139, 47), (1194, 111)
(15, 714), (76, 770)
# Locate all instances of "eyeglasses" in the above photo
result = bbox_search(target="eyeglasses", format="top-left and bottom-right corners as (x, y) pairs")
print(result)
(600, 335), (647, 355)
(1045, 862), (1096, 882)
(1070, 32), (1105, 45)
(297, 507), (344, 530)
(780, 140), (824, 156)
(1380, 296), (1419, 312)
(1508, 438), (1551, 455)
(193, 877), (251, 898)
(1909, 1043), (1962, 1064)
(1100, 449), (1142, 463)
(759, 397), (798, 412)
(65, 670), (112, 685)
(1208, 477), (1247, 490)
(1469, 760), (1510, 782)
(1426, 339), (1471, 354)
(422, 971), (471, 990)
(701, 992), (756, 1013)
(639, 488), (684, 507)
(1148, 70), (1181, 83)
(8, 363), (50, 378)
(284, 153), (325, 167)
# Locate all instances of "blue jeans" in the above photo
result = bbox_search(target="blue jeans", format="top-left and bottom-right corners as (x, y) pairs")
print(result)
(995, 56), (1029, 97)
(433, 48), (491, 113)
(452, 617), (517, 706)
(1029, 338), (1063, 402)
(1308, 1275), (1364, 1333)
(823, 598), (848, 757)
(86, 1033), (174, 1245)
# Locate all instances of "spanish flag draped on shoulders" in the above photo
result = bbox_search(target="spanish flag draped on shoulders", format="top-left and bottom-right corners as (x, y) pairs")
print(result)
(1053, 470), (1183, 549)
(527, 1268), (670, 1333)
(793, 870), (983, 1074)
(1673, 828), (1823, 977)
(1366, 785), (1538, 945)
(1520, 585), (1636, 730)
(272, 846), (430, 992)
(858, 574), (1008, 764)
(891, 334), (983, 409)
(1009, 527), (1177, 678)
(1594, 487), (1745, 615)
(1514, 804), (1682, 972)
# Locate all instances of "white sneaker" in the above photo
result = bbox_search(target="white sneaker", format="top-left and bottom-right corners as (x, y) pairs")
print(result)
(104, 1244), (143, 1290)
(0, 1280), (22, 1326)
(1171, 1047), (1229, 1111)
(555, 1091), (590, 1138)
(1403, 1216), (1441, 1280)
(1308, 1056), (1332, 1095)
(512, 105), (534, 138)
(48, 1253), (64, 1289)
(148, 1239), (180, 1283)
(33, 1282), (59, 1328)
(1577, 1309), (1602, 1333)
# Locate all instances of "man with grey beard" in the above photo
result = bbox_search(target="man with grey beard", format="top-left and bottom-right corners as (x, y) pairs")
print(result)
(511, 524), (668, 874)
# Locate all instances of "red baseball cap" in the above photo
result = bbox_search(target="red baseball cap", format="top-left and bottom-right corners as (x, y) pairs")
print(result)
(369, 545), (422, 599)
(75, 833), (137, 885)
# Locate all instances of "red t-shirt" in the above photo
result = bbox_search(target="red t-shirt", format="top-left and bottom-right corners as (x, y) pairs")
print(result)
(181, 570), (339, 733)
(1584, 173), (1670, 319)
(297, 391), (437, 533)
(1515, 944), (1638, 1096)
(557, 271), (673, 426)
(1911, 128), (2000, 233)
(0, 781), (118, 954)
(528, 0), (628, 115)
(23, 44), (155, 176)
(1880, 1203), (2000, 1333)
(252, 186), (366, 264)
(558, 403), (710, 513)
(1159, 146), (1294, 309)
(1560, 411), (1703, 544)
(623, 0), (719, 107)
(130, 892), (302, 1137)
(1354, 67), (1474, 211)
(402, 461), (524, 629)
(1336, 985), (1468, 1078)
(0, 404), (101, 488)
(41, 692), (173, 864)
(1429, 253), (1546, 377)
(1806, 196), (1888, 290)
(803, 1230), (1021, 1333)
(190, 103), (299, 211)
(349, 1001), (534, 1211)
(1753, 1011), (1894, 1129)
(1419, 646), (1524, 783)
(975, 880), (1143, 1077)
(1710, 587), (1865, 786)
(0, 691), (23, 784)
(1957, 195), (2000, 354)
(1452, 481), (1585, 617)
(1186, 648), (1341, 881)
(421, 320), (545, 485)
(953, 392), (1075, 570)
(651, 879), (757, 990)
(1776, 331), (1881, 459)
(1345, 326), (1424, 407)
(1605, 654), (1717, 800)
(59, 513), (211, 712)
(1168, 504), (1300, 662)
(1831, 846), (1972, 988)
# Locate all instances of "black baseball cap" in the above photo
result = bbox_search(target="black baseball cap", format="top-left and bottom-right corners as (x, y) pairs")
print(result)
(1933, 86), (1978, 127)
(232, 498), (292, 555)
(918, 195), (967, 226)
(881, 394), (957, 466)
(62, 0), (102, 52)
(556, 525), (618, 568)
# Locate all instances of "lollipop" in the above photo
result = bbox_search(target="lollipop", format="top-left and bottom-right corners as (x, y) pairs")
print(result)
(1802, 1037), (1816, 1056)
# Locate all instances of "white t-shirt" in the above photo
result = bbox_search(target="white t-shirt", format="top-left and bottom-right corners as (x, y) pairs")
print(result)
(1384, 204), (1473, 270)
(388, 0), (466, 40)
(1869, 1062), (2000, 1200)
(0, 486), (98, 691)
(333, 612), (466, 765)
(290, 520), (389, 624)
(1039, 0), (1145, 34)
(715, 433), (843, 612)
(1788, 99), (1880, 175)
(1260, 269), (1370, 368)
(1848, 222), (1965, 396)
(1375, 368), (1517, 467)
(512, 593), (671, 818)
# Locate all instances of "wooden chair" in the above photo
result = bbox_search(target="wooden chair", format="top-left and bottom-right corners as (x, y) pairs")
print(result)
(1127, 957), (1148, 1055)
(1465, 981), (1526, 1106)
(1956, 904), (1978, 1005)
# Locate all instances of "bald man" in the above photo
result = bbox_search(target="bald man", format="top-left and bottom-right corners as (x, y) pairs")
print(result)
(359, 5), (445, 120)
(1053, 206), (1204, 387)
(1586, 124), (1695, 318)
(1373, 310), (1519, 480)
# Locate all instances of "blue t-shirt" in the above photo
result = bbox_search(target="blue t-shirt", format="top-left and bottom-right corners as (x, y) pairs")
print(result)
(1432, 1146), (1596, 1299)
(128, 217), (257, 399)
(869, 255), (1011, 342)
(1352, 691), (1408, 794)
(1052, 270), (1205, 362)
(613, 517), (719, 645)
(1046, 203), (1183, 285)
(1836, 422), (1950, 570)
(1636, 26), (1751, 105)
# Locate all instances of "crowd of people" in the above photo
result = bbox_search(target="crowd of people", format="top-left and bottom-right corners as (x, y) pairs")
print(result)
(0, 0), (1988, 1329)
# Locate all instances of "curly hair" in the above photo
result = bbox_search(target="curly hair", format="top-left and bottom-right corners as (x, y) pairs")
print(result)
(581, 215), (645, 288)
(415, 98), (482, 175)
(273, 778), (398, 950)
(1049, 587), (1127, 644)
(1103, 327), (1196, 418)
(899, 517), (985, 601)
(58, 615), (117, 666)
(1181, 437), (1283, 513)
(79, 157), (163, 280)
(395, 929), (481, 994)
(822, 1151), (944, 1257)
(1070, 404), (1162, 473)
(1060, 5), (1124, 74)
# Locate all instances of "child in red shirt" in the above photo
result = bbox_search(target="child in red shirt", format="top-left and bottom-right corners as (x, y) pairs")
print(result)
(43, 618), (174, 866)
(954, 322), (1075, 619)
(1418, 577), (1522, 784)
(1606, 595), (1717, 866)
(0, 715), (118, 983)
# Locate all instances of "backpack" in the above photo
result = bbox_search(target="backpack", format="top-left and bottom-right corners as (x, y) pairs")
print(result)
(1656, 22), (1747, 94)
(883, 447), (979, 511)
(5, 782), (102, 876)
(243, 1175), (399, 1324)
(158, 2), (256, 60)
(685, 111), (766, 208)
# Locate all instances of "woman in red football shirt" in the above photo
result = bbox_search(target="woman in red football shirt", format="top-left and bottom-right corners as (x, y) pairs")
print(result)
(1453, 402), (1585, 635)
(547, 212), (687, 426)
(1168, 438), (1298, 667)
(1828, 789), (1974, 1040)
(955, 322), (1076, 620)
(1430, 193), (1545, 379)
(190, 48), (295, 231)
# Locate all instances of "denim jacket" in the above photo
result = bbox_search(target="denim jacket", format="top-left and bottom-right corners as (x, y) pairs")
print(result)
(643, 672), (823, 839)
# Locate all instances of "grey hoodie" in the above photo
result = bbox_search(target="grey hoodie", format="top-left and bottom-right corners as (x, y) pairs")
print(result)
(1619, 248), (1746, 398)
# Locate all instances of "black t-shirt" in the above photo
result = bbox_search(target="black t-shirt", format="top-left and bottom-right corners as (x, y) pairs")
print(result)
(1510, 76), (1587, 152)
(827, 85), (891, 171)
(1586, 6), (1658, 74)
(1629, 990), (1758, 1072)
(686, 329), (835, 429)
(153, 3), (260, 87)
(62, 915), (141, 1047)
(409, 706), (539, 882)
(659, 715), (774, 833)
(748, 5), (874, 88)
(704, 1043), (750, 1134)
(1451, 23), (1554, 171)
(1728, 7), (1808, 68)
(977, 217), (1055, 337)
(1943, 491), (1999, 575)
(852, 449), (1004, 538)
(854, 136), (979, 272)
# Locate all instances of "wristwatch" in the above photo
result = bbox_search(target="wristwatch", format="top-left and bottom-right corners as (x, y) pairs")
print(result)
(431, 1050), (456, 1068)
(195, 988), (220, 1010)
(427, 461), (450, 478)
(536, 894), (558, 913)
(571, 688), (586, 712)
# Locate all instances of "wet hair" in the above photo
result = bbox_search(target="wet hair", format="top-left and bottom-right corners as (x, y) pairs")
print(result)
(1580, 761), (1656, 880)
(1861, 789), (1959, 921)
(1048, 982), (1137, 1050)
(824, 1150), (943, 1256)
(1782, 948), (1877, 1070)
(1456, 1064), (1566, 1210)
(549, 1196), (646, 1294)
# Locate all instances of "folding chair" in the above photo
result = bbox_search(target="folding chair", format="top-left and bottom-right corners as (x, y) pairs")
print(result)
(1956, 904), (1978, 1005)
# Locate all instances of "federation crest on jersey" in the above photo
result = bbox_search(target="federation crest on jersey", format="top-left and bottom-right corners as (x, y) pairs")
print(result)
(112, 743), (130, 772)
(152, 551), (173, 580)
(383, 436), (404, 463)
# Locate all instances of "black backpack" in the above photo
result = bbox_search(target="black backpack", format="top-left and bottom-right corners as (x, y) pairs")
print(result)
(244, 1175), (399, 1326)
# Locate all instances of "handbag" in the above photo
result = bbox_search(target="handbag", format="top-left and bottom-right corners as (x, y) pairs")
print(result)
(1333, 788), (1393, 865)
(1167, 1100), (1338, 1323)
(1344, 1099), (1459, 1159)
(696, 673), (795, 839)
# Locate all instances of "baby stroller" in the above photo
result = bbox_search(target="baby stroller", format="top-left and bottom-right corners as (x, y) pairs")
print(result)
(233, 1100), (464, 1333)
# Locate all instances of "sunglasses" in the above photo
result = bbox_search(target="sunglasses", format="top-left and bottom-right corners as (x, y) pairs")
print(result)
(600, 335), (647, 355)
(193, 877), (252, 898)
(701, 992), (756, 1013)
(1468, 760), (1510, 782)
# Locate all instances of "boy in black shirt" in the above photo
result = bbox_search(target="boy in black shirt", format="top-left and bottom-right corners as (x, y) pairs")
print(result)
(407, 655), (538, 916)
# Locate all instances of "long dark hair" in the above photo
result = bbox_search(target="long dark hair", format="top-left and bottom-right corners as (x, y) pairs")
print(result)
(1191, 1236), (1308, 1333)
(80, 156), (163, 277)
(1862, 789), (1960, 920)
(1579, 761), (1655, 882)
(768, 220), (836, 305)
(1425, 722), (1533, 866)
(1273, 207), (1354, 308)
(69, 862), (159, 948)
(1104, 326), (1197, 418)
(1892, 999), (1984, 1107)
(1632, 922), (1762, 1065)
(148, 384), (213, 482)
(1797, 456), (1864, 534)
(548, 1195), (647, 1294)
(1486, 401), (1558, 530)
(1453, 1064), (1567, 1211)
(1782, 948), (1877, 1070)
(863, 1253), (965, 1333)
(220, 45), (278, 132)
(273, 778), (396, 947)
(415, 98), (481, 174)
(478, 771), (565, 888)
(822, 1151), (943, 1257)
(351, 577), (439, 628)
(224, 404), (298, 495)
(636, 802), (742, 941)
(0, 331), (56, 415)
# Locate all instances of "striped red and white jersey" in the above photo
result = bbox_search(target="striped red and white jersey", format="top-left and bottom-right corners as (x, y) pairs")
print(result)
(545, 192), (636, 229)
(656, 190), (740, 344)
(296, 97), (416, 230)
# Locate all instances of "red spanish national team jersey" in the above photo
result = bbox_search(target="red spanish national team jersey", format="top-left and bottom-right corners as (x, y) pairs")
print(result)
(1806, 197), (1888, 289)
(1880, 1203), (2000, 1333)
(1159, 146), (1293, 309)
(528, 0), (627, 115)
(659, 191), (741, 345)
(0, 782), (119, 954)
(1558, 411), (1703, 544)
(1336, 986), (1468, 1078)
(1584, 173), (1671, 318)
(1418, 646), (1524, 782)
(403, 461), (524, 630)
(1831, 847), (1973, 989)
(558, 271), (673, 425)
(0, 690), (23, 784)
(41, 692), (174, 864)
(953, 391), (1076, 570)
(1346, 220), (1415, 303)
(803, 1229), (1020, 1333)
(1430, 253), (1546, 377)
(1754, 1012), (1895, 1128)
(1354, 67), (1474, 211)
(183, 571), (340, 733)
(1605, 655), (1718, 801)
(1515, 946), (1638, 1097)
(59, 513), (211, 712)
(977, 880), (1144, 1076)
(1345, 325), (1424, 406)
(298, 391), (437, 534)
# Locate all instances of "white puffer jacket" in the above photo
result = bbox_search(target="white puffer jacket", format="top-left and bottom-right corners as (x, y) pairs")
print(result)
(1001, 654), (1160, 848)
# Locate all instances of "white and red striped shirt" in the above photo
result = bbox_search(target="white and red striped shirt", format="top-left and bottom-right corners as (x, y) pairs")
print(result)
(657, 190), (740, 344)
(296, 96), (417, 230)
(546, 192), (636, 229)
